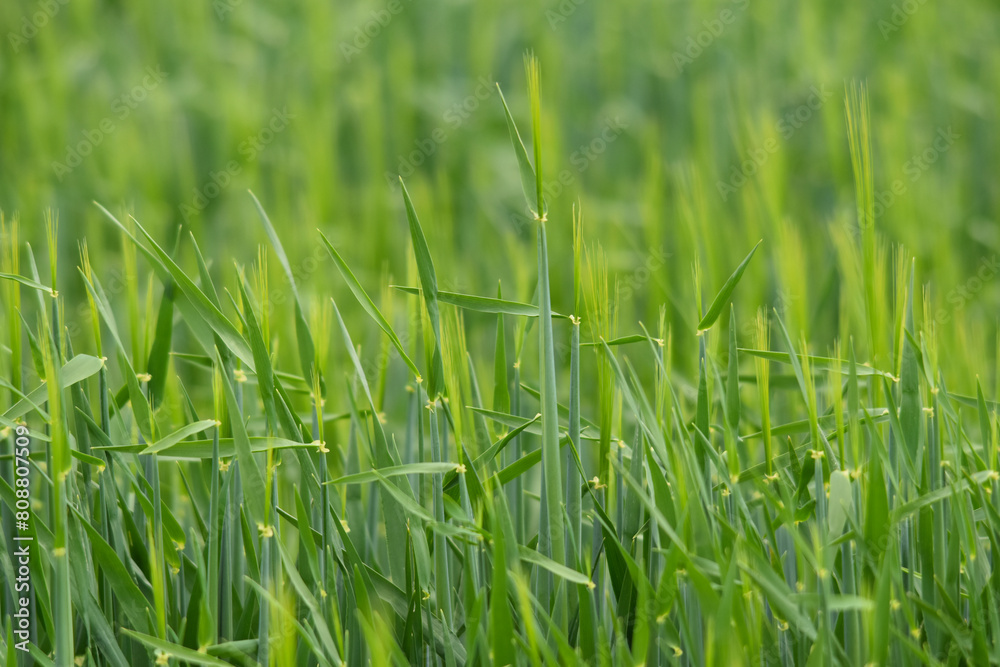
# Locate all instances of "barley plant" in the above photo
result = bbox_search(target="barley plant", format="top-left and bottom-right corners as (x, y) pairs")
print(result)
(0, 60), (998, 666)
(2, 11), (1000, 667)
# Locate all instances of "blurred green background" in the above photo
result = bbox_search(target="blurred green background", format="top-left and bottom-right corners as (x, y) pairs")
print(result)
(2, 0), (999, 392)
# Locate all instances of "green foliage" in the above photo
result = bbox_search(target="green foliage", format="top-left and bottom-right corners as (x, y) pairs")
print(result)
(2, 3), (1000, 662)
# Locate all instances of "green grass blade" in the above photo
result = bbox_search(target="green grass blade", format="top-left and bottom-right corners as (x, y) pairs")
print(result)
(328, 462), (459, 485)
(726, 307), (741, 432)
(496, 84), (540, 218)
(215, 354), (266, 527)
(697, 240), (761, 332)
(139, 419), (219, 455)
(391, 285), (563, 318)
(490, 496), (516, 666)
(4, 354), (104, 421)
(536, 218), (566, 631)
(330, 296), (411, 583)
(899, 261), (920, 474)
(41, 331), (72, 667)
(493, 283), (511, 421)
(0, 272), (55, 296)
(93, 203), (256, 371)
(121, 630), (234, 667)
(399, 180), (445, 397)
(321, 235), (421, 380)
(69, 506), (152, 633)
(248, 190), (321, 390)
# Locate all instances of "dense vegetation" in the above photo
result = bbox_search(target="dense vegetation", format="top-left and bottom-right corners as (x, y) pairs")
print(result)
(3, 0), (1000, 665)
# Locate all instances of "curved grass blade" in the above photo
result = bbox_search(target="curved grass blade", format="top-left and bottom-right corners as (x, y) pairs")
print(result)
(93, 203), (256, 371)
(331, 296), (410, 583)
(328, 462), (459, 485)
(215, 351), (266, 526)
(249, 190), (322, 390)
(536, 218), (566, 630)
(738, 348), (894, 378)
(494, 282), (510, 418)
(70, 506), (152, 633)
(145, 279), (175, 406)
(232, 274), (281, 436)
(121, 630), (233, 667)
(41, 331), (72, 667)
(322, 236), (420, 379)
(391, 285), (565, 318)
(496, 84), (540, 218)
(518, 547), (591, 587)
(697, 240), (761, 332)
(580, 334), (656, 348)
(0, 272), (55, 296)
(139, 419), (219, 455)
(4, 354), (104, 421)
(95, 436), (312, 459)
(399, 179), (445, 397)
(899, 260), (920, 473)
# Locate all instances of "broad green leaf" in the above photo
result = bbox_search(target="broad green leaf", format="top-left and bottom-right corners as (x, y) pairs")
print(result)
(827, 470), (853, 539)
(4, 354), (104, 421)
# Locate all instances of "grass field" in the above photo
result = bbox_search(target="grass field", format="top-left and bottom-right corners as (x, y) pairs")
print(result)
(3, 0), (1000, 665)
